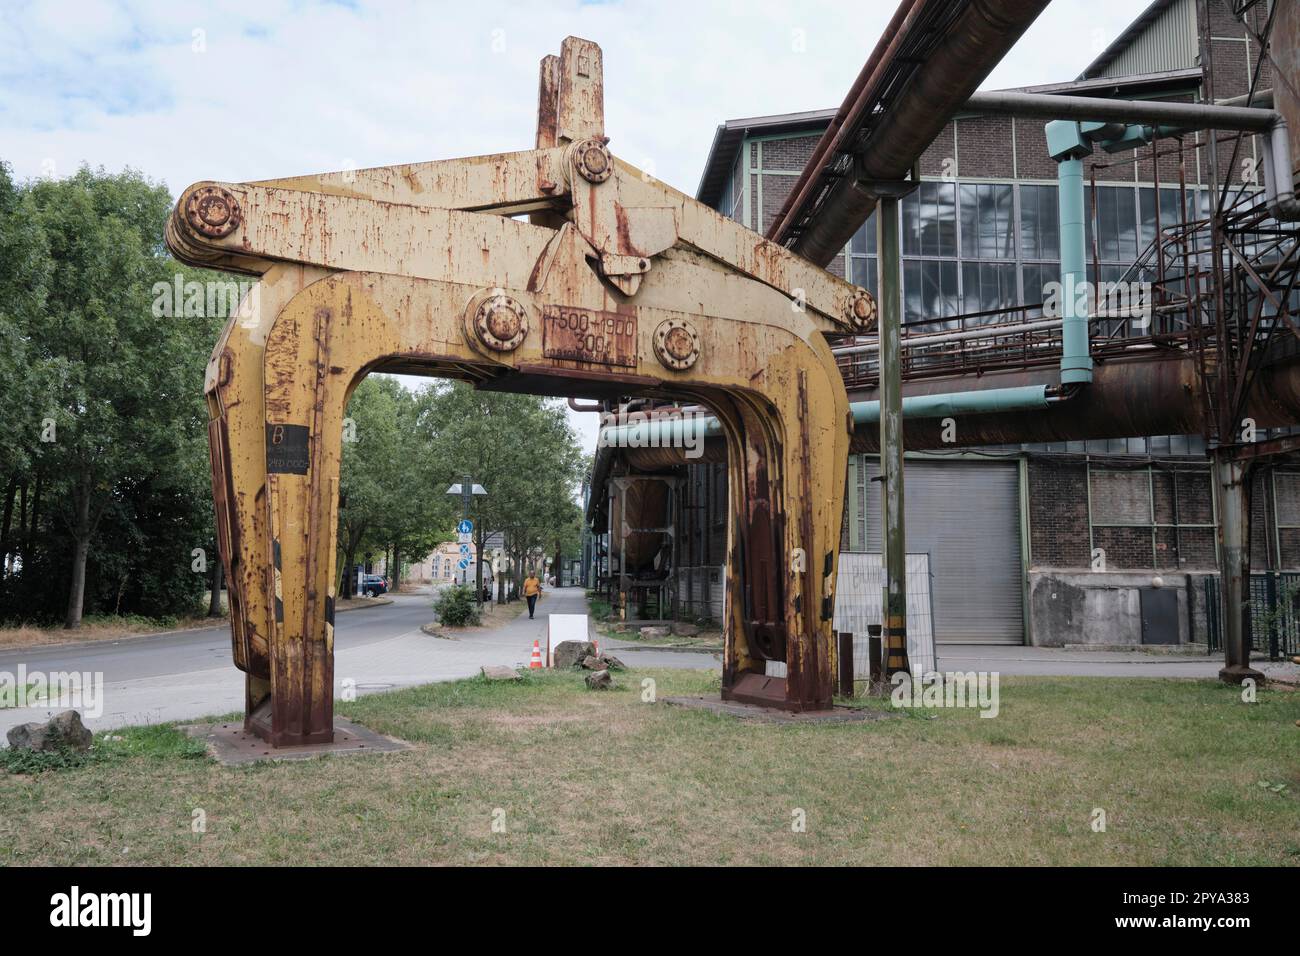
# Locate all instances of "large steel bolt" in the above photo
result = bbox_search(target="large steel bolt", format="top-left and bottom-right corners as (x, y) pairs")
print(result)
(573, 138), (613, 184)
(848, 288), (877, 331)
(653, 319), (700, 371)
(472, 294), (528, 352)
(184, 186), (242, 239)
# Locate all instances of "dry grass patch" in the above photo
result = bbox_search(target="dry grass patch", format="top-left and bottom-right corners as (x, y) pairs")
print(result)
(0, 670), (1297, 866)
(0, 614), (224, 649)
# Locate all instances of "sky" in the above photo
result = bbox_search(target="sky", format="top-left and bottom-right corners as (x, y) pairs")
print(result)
(1, 0), (1147, 453)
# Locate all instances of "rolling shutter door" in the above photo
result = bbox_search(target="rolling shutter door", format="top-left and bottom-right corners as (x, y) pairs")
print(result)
(859, 458), (1024, 644)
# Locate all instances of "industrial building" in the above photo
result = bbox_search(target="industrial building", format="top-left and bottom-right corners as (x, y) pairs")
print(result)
(584, 0), (1300, 653)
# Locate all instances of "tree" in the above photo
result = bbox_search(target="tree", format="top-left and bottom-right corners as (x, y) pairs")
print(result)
(337, 377), (402, 597)
(416, 383), (586, 600)
(0, 165), (225, 626)
(0, 162), (53, 582)
(338, 376), (451, 596)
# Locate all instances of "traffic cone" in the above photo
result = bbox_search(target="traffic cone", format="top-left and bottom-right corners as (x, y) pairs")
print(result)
(530, 640), (543, 669)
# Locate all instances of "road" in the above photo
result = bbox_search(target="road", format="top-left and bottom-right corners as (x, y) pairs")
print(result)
(0, 587), (718, 738)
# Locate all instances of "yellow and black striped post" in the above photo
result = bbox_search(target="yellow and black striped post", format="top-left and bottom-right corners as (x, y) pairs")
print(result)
(884, 616), (910, 677)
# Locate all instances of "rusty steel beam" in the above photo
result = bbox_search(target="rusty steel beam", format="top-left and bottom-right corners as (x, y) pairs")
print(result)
(171, 37), (872, 743)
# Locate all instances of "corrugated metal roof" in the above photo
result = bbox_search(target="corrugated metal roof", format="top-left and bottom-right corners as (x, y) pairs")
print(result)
(1079, 0), (1196, 80)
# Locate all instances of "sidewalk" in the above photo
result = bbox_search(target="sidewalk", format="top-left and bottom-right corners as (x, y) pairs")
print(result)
(936, 643), (1300, 679)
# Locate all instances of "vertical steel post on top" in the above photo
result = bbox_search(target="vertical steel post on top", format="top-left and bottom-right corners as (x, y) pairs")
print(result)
(877, 195), (910, 678)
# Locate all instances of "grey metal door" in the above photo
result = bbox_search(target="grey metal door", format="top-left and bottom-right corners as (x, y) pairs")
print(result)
(1139, 587), (1179, 644)
(857, 458), (1024, 644)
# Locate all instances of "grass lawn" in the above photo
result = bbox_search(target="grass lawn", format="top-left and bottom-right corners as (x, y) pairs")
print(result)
(0, 669), (1296, 865)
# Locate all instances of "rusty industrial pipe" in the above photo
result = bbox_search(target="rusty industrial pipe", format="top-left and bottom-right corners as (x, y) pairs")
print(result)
(766, 0), (928, 249)
(774, 0), (1051, 265)
(605, 351), (1300, 467)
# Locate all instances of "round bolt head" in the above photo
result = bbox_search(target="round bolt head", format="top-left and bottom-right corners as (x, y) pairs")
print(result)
(653, 319), (700, 371)
(485, 306), (522, 342)
(573, 138), (613, 184)
(848, 288), (877, 330)
(472, 293), (528, 352)
(185, 186), (242, 239)
(664, 326), (694, 361)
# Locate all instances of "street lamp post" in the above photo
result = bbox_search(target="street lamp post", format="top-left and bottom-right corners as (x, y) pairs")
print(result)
(446, 475), (487, 601)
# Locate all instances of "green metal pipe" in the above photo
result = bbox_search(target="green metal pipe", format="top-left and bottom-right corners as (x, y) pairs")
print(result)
(597, 385), (1050, 450)
(1056, 154), (1093, 385)
(849, 384), (1049, 424)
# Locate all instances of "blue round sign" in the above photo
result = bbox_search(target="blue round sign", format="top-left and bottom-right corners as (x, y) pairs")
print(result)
(457, 519), (473, 534)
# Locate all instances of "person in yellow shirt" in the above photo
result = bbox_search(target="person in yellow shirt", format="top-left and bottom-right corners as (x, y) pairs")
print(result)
(523, 571), (543, 619)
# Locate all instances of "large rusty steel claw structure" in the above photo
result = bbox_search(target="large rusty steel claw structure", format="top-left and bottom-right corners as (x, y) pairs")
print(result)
(167, 38), (872, 746)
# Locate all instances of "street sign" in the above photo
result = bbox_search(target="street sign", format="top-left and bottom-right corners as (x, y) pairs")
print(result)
(457, 519), (473, 534)
(457, 532), (472, 545)
(456, 558), (470, 571)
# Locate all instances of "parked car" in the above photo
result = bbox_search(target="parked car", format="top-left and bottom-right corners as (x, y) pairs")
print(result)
(361, 574), (389, 597)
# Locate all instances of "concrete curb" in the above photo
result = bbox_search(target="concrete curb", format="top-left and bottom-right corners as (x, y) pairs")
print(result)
(336, 597), (394, 613)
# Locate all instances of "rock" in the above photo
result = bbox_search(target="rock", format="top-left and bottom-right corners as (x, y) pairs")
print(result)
(579, 655), (604, 670)
(553, 640), (595, 669)
(671, 622), (700, 637)
(7, 710), (93, 752)
(598, 653), (626, 670)
(585, 669), (612, 690)
(480, 665), (521, 681)
(639, 626), (671, 640)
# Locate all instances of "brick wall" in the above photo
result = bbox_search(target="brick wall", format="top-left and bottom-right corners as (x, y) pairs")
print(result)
(1027, 458), (1092, 567)
(1027, 458), (1226, 571)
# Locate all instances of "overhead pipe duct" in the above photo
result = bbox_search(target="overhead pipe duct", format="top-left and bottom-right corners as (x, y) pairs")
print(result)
(834, 318), (1065, 355)
(604, 350), (1300, 466)
(966, 90), (1300, 219)
(599, 385), (1053, 454)
(770, 0), (1052, 265)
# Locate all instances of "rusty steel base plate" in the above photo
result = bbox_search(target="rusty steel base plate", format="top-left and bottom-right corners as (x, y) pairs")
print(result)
(182, 718), (414, 766)
(662, 695), (893, 724)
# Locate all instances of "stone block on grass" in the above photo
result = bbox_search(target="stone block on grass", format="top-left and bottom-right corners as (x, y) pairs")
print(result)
(6, 710), (93, 752)
(553, 640), (595, 669)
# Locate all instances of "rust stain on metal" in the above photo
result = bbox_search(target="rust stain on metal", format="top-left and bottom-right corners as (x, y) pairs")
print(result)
(184, 185), (242, 239)
(542, 304), (637, 366)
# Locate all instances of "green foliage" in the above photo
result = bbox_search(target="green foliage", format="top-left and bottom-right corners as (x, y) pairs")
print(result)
(432, 584), (481, 627)
(0, 724), (207, 775)
(0, 163), (225, 625)
(414, 383), (585, 589)
(0, 746), (99, 775)
(337, 376), (453, 594)
(93, 724), (209, 761)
